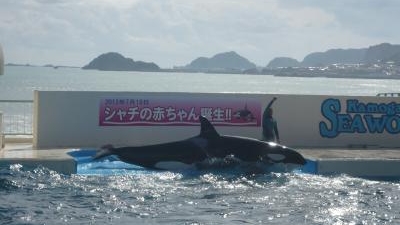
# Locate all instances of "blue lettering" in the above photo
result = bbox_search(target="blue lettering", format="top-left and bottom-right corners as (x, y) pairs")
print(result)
(387, 103), (396, 116)
(346, 99), (359, 113)
(386, 116), (400, 134)
(378, 104), (388, 114)
(364, 115), (386, 133)
(336, 114), (367, 133)
(366, 103), (379, 114)
(337, 114), (352, 132)
(351, 114), (367, 133)
(319, 99), (340, 138)
(321, 98), (400, 138)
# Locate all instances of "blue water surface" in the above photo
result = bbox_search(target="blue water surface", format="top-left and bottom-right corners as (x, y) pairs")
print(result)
(69, 149), (151, 175)
(1, 150), (400, 224)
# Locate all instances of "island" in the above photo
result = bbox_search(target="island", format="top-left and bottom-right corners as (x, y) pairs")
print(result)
(7, 43), (400, 79)
(263, 43), (400, 79)
(184, 51), (257, 72)
(82, 52), (160, 72)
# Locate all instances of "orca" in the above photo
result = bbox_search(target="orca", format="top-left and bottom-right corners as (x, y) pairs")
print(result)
(233, 104), (255, 122)
(93, 116), (306, 170)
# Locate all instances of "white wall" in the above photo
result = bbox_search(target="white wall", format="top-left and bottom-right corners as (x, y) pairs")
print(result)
(33, 91), (400, 149)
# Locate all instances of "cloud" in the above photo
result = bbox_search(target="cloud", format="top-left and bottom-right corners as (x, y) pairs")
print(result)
(1, 0), (399, 67)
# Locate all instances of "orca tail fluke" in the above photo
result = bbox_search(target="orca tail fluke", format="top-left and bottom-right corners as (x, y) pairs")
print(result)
(93, 144), (115, 160)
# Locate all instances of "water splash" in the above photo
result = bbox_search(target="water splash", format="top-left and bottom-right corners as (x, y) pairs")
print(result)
(1, 164), (400, 224)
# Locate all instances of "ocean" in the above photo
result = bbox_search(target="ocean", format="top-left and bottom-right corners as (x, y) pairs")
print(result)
(1, 66), (400, 224)
(2, 66), (400, 100)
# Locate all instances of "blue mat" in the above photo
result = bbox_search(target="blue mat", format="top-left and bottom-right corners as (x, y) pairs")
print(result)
(68, 149), (316, 175)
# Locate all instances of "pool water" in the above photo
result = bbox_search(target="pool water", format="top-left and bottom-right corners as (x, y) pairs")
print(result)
(2, 150), (399, 224)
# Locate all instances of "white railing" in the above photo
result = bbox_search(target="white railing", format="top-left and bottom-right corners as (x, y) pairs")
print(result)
(0, 111), (3, 148)
(0, 100), (34, 135)
(376, 93), (400, 97)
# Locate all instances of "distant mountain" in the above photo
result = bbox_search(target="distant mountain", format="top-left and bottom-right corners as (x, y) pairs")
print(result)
(363, 43), (400, 63)
(82, 52), (160, 71)
(302, 48), (366, 67)
(386, 52), (400, 65)
(266, 57), (300, 68)
(299, 43), (400, 67)
(185, 51), (256, 71)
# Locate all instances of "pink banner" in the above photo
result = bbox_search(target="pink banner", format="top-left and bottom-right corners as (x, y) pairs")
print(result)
(99, 96), (261, 126)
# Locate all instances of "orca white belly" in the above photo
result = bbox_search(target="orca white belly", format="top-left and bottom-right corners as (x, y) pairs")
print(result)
(154, 161), (196, 170)
(266, 153), (286, 161)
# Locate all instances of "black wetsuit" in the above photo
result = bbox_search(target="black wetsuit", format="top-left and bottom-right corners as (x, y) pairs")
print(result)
(262, 98), (280, 142)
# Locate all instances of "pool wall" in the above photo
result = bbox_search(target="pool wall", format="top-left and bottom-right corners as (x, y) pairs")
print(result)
(33, 91), (400, 149)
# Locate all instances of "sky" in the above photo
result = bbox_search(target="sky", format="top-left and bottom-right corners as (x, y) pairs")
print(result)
(1, 0), (399, 68)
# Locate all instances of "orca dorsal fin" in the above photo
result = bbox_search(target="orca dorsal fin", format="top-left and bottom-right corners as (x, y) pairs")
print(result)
(199, 116), (220, 139)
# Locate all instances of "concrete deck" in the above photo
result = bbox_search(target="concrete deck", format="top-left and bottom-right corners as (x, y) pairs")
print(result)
(0, 143), (76, 174)
(297, 149), (400, 179)
(1, 142), (400, 179)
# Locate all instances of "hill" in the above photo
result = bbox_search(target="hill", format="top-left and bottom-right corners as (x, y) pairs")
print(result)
(185, 51), (256, 71)
(363, 43), (400, 64)
(82, 52), (160, 71)
(266, 57), (300, 68)
(298, 43), (400, 67)
(301, 48), (366, 67)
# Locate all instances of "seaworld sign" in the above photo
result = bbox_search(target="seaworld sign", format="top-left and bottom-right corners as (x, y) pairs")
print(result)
(319, 98), (400, 138)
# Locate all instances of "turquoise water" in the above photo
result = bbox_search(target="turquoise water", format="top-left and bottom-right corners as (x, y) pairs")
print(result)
(1, 163), (399, 224)
(1, 66), (400, 224)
